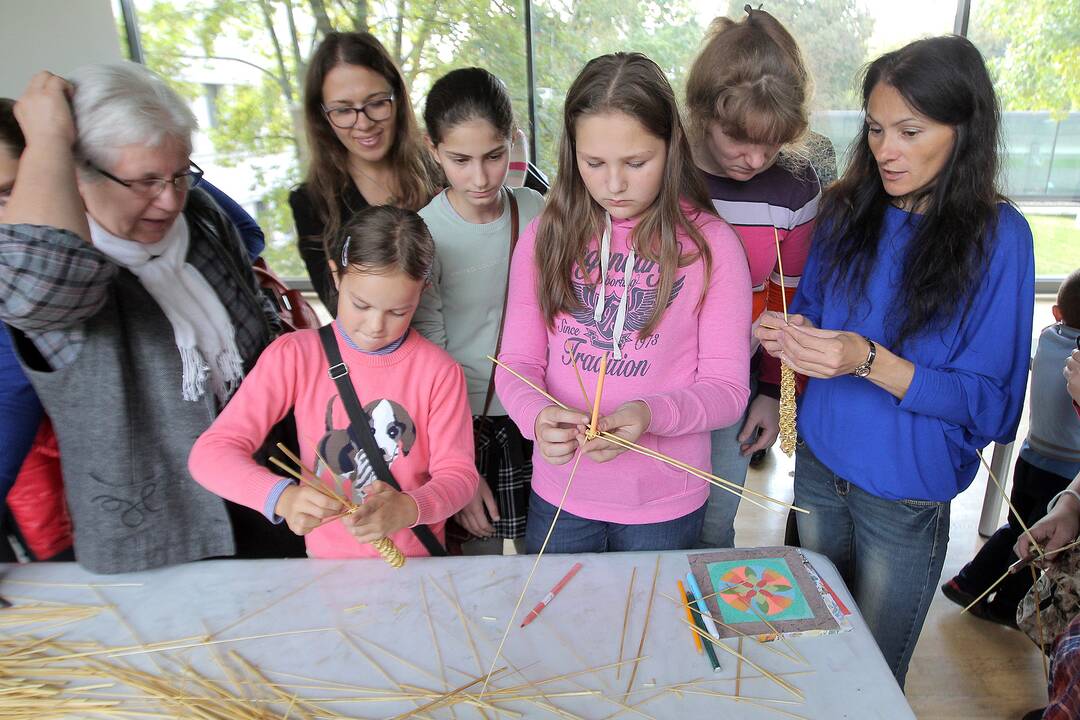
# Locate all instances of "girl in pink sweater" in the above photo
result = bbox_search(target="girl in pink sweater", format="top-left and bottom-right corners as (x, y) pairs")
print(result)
(190, 206), (478, 558)
(495, 53), (752, 554)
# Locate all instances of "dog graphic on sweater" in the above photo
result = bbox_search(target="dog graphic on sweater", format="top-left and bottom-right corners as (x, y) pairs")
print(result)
(316, 396), (417, 500)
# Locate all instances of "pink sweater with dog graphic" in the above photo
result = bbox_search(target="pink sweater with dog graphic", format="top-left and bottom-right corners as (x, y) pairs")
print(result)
(189, 329), (478, 558)
(495, 205), (752, 524)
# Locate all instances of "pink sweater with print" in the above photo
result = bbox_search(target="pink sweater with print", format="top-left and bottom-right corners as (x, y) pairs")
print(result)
(495, 206), (752, 524)
(189, 329), (478, 558)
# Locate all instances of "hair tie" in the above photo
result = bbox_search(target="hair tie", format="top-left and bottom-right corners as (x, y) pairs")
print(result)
(340, 235), (351, 269)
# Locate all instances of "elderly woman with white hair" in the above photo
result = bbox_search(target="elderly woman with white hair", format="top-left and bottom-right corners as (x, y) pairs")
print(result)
(0, 65), (302, 573)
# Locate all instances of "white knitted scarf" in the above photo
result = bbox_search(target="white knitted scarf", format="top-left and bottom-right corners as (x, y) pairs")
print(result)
(89, 214), (244, 403)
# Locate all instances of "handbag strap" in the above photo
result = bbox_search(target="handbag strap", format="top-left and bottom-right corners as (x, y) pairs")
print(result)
(480, 187), (521, 420)
(317, 324), (447, 557)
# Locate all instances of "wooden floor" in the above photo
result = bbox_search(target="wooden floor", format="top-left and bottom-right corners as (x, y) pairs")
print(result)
(737, 447), (1047, 720)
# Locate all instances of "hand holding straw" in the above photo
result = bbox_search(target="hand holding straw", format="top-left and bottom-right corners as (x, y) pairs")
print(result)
(272, 443), (405, 568)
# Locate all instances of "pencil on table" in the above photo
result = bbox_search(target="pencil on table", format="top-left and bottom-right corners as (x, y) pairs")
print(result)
(677, 580), (703, 654)
(685, 590), (721, 673)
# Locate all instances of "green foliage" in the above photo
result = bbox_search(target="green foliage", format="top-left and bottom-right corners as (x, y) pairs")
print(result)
(527, 0), (707, 169)
(207, 82), (299, 161)
(971, 0), (1080, 118)
(129, 0), (1071, 280)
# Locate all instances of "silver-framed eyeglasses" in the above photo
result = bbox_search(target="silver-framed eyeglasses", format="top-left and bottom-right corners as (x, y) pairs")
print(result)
(92, 161), (204, 199)
(322, 94), (394, 128)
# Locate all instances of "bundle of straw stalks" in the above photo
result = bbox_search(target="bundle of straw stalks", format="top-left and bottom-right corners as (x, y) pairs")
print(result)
(270, 442), (405, 568)
(778, 366), (797, 456)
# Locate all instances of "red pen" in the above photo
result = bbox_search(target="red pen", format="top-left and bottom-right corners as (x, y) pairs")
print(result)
(520, 562), (583, 628)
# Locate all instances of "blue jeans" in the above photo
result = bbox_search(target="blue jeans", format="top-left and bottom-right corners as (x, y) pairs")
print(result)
(524, 491), (706, 554)
(795, 440), (950, 688)
(700, 376), (758, 548)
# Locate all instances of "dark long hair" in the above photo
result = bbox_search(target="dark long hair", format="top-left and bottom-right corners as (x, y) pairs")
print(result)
(0, 99), (25, 157)
(423, 67), (514, 145)
(815, 35), (1003, 349)
(301, 32), (436, 246)
(536, 52), (714, 337)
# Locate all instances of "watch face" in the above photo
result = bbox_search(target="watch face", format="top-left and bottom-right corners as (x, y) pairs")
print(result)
(853, 364), (871, 378)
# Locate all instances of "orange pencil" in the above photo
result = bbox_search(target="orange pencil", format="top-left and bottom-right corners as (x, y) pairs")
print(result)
(677, 579), (703, 654)
(588, 352), (609, 438)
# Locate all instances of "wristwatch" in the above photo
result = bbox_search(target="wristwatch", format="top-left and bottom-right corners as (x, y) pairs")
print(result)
(851, 336), (877, 378)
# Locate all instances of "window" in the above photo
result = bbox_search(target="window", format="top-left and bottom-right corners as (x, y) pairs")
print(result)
(120, 0), (1078, 280)
(970, 0), (1080, 277)
(125, 0), (528, 279)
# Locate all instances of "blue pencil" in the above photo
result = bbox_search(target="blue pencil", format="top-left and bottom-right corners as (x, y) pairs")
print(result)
(686, 571), (721, 641)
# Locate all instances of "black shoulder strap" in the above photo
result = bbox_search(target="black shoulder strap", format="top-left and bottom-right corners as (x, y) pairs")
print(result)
(480, 186), (521, 420)
(317, 324), (447, 556)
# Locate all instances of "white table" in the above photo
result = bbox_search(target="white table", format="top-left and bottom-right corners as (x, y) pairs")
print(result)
(2, 550), (913, 719)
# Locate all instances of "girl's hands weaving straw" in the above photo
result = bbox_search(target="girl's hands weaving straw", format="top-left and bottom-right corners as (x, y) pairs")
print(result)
(343, 480), (419, 544)
(580, 401), (651, 463)
(535, 405), (589, 465)
(275, 485), (344, 535)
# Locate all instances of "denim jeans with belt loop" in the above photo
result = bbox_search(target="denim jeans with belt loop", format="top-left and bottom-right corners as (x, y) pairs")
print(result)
(700, 371), (760, 548)
(794, 438), (950, 688)
(524, 491), (707, 554)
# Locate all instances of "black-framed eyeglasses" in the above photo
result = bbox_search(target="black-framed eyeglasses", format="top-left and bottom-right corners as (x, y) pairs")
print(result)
(322, 94), (394, 129)
(91, 161), (204, 199)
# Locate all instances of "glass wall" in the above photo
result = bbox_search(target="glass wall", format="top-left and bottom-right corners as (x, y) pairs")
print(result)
(126, 0), (527, 278)
(970, 0), (1080, 276)
(122, 0), (1079, 279)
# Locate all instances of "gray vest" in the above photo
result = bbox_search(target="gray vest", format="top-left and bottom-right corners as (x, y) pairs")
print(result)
(16, 196), (272, 574)
(23, 273), (236, 573)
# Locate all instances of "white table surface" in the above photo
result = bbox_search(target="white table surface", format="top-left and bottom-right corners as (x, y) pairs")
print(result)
(2, 549), (913, 719)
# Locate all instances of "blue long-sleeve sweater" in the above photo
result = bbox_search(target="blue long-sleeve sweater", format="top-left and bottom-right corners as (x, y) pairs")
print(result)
(791, 203), (1035, 502)
(200, 180), (265, 261)
(0, 325), (43, 502)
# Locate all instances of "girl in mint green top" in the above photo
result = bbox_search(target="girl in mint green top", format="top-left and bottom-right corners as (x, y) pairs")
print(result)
(413, 68), (543, 543)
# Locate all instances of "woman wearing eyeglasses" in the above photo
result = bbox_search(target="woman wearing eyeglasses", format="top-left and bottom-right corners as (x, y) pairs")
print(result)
(290, 32), (438, 312)
(0, 64), (302, 574)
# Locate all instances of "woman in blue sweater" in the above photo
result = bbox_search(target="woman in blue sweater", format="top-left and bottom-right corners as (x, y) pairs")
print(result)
(757, 36), (1034, 686)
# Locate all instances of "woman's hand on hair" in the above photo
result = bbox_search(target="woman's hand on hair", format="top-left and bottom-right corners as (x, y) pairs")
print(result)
(535, 405), (589, 466)
(776, 323), (868, 378)
(579, 401), (651, 463)
(755, 311), (812, 358)
(15, 71), (76, 148)
(274, 484), (344, 536)
(1065, 349), (1080, 406)
(342, 481), (419, 544)
(454, 478), (499, 539)
(738, 395), (781, 455)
